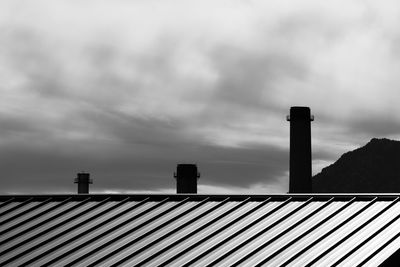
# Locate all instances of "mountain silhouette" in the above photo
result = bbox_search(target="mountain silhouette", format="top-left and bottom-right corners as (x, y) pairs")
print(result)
(313, 138), (400, 193)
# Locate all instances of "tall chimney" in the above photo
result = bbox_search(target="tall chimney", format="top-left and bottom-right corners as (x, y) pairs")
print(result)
(74, 172), (92, 194)
(174, 164), (200, 194)
(287, 107), (313, 193)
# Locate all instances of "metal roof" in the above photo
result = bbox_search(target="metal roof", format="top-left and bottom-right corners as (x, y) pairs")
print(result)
(1, 194), (400, 266)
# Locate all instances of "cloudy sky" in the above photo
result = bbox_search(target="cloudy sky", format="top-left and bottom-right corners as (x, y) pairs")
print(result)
(1, 0), (400, 194)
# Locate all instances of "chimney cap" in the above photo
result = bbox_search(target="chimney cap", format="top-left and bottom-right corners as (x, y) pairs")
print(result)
(177, 163), (197, 167)
(287, 106), (314, 121)
(74, 172), (93, 184)
(174, 164), (200, 179)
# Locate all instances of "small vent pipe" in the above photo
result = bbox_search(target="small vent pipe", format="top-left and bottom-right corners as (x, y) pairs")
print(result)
(74, 172), (92, 194)
(174, 164), (200, 194)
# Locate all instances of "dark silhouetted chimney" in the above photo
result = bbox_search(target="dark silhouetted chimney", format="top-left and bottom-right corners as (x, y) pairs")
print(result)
(74, 172), (92, 194)
(287, 107), (313, 193)
(174, 164), (200, 194)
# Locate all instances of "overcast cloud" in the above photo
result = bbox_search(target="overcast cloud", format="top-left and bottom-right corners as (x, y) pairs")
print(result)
(1, 0), (400, 194)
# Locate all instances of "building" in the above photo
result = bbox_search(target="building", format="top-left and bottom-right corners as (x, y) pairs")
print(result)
(1, 194), (400, 266)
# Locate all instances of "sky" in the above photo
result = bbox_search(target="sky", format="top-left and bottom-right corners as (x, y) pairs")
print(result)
(1, 0), (400, 194)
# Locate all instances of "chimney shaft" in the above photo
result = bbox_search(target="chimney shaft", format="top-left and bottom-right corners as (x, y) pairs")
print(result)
(287, 107), (313, 193)
(74, 172), (92, 194)
(175, 164), (199, 194)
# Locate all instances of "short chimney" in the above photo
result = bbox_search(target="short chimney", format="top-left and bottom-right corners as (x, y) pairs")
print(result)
(74, 172), (92, 194)
(174, 164), (200, 194)
(287, 107), (313, 193)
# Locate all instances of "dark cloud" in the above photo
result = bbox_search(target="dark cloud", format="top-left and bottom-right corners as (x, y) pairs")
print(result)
(346, 115), (400, 138)
(0, 114), (289, 194)
(210, 46), (308, 110)
(1, 0), (400, 194)
(200, 144), (288, 187)
(313, 148), (339, 163)
(314, 111), (400, 142)
(0, 115), (40, 138)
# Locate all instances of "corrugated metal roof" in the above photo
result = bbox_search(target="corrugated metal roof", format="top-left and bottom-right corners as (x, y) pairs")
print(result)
(1, 194), (400, 266)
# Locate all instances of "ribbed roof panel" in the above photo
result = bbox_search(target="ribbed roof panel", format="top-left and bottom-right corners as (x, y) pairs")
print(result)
(0, 194), (400, 266)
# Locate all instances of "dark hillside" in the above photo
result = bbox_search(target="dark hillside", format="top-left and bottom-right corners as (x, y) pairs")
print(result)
(313, 138), (400, 193)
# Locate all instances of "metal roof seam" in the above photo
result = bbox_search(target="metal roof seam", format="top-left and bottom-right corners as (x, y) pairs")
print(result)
(86, 197), (212, 266)
(182, 197), (274, 266)
(39, 197), (154, 266)
(110, 197), (233, 267)
(2, 194), (400, 267)
(130, 197), (211, 247)
(204, 197), (294, 267)
(279, 197), (358, 266)
(133, 197), (248, 266)
(0, 197), (34, 219)
(0, 197), (53, 227)
(73, 197), (191, 265)
(232, 197), (315, 266)
(57, 197), (152, 267)
(253, 197), (336, 266)
(302, 197), (379, 267)
(65, 197), (170, 267)
(307, 199), (397, 266)
(81, 198), (209, 262)
(329, 197), (400, 267)
(159, 197), (263, 266)
(0, 197), (91, 249)
(349, 219), (400, 266)
(0, 197), (103, 265)
(356, 227), (400, 266)
(0, 197), (15, 211)
(0, 197), (71, 236)
(22, 197), (133, 266)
